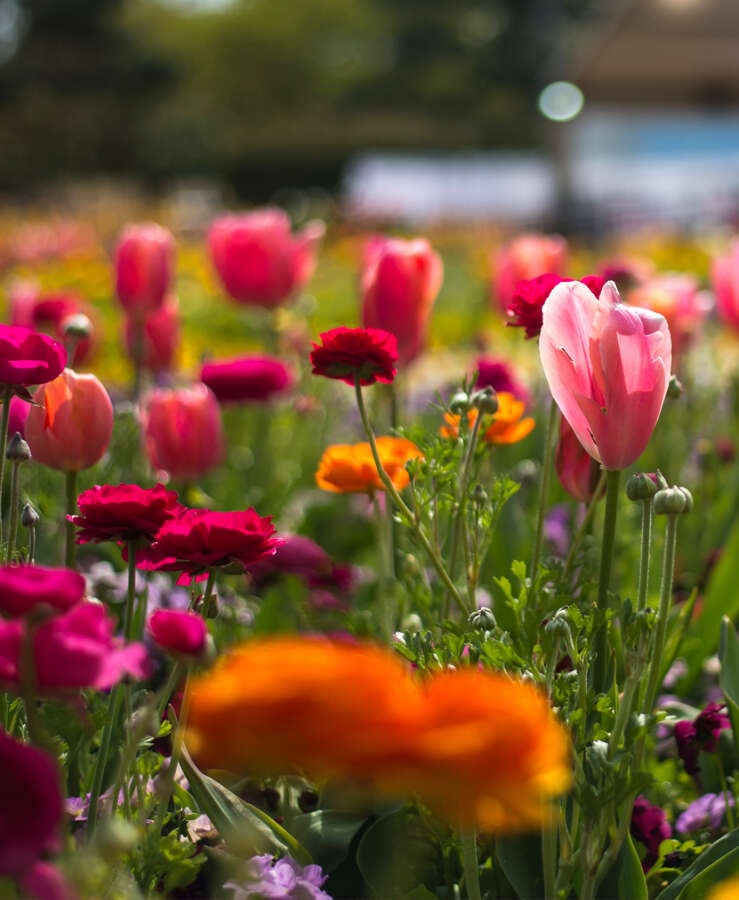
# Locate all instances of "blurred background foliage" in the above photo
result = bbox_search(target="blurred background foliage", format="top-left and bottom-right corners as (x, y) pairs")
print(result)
(0, 0), (598, 198)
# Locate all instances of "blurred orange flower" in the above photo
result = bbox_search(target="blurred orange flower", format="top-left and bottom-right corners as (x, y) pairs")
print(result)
(185, 637), (572, 833)
(315, 436), (423, 493)
(440, 393), (535, 446)
(705, 876), (739, 900)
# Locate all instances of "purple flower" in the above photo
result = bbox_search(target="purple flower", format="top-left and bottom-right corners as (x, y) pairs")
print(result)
(631, 795), (672, 871)
(225, 854), (332, 899)
(675, 703), (731, 776)
(676, 792), (735, 835)
(543, 505), (571, 558)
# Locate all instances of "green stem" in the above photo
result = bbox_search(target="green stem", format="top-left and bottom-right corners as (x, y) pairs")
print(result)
(542, 805), (558, 900)
(459, 830), (482, 900)
(448, 411), (483, 584)
(562, 469), (606, 581)
(123, 543), (140, 641)
(597, 470), (622, 613)
(531, 399), (559, 580)
(354, 377), (469, 615)
(87, 686), (124, 836)
(636, 498), (654, 612)
(64, 469), (78, 569)
(5, 460), (21, 564)
(0, 382), (15, 544)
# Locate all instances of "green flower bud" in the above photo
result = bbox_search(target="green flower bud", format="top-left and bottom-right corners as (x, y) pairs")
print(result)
(625, 471), (666, 501)
(471, 387), (498, 414)
(6, 432), (31, 462)
(471, 484), (488, 505)
(654, 485), (693, 515)
(21, 502), (39, 529)
(448, 391), (470, 413)
(468, 606), (496, 630)
(63, 313), (93, 340)
(666, 374), (683, 400)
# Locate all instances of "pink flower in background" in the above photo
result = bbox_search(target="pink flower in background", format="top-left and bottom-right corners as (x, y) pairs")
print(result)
(492, 233), (568, 312)
(208, 208), (324, 308)
(628, 274), (710, 364)
(25, 369), (113, 471)
(200, 355), (295, 404)
(9, 281), (95, 366)
(0, 565), (86, 618)
(114, 223), (175, 317)
(0, 602), (150, 693)
(361, 236), (443, 365)
(473, 356), (530, 404)
(69, 482), (184, 545)
(505, 274), (605, 339)
(0, 729), (63, 876)
(539, 280), (672, 470)
(141, 383), (225, 481)
(7, 395), (29, 438)
(555, 417), (603, 503)
(124, 294), (181, 375)
(0, 324), (66, 387)
(148, 609), (209, 658)
(675, 703), (731, 776)
(711, 239), (739, 330)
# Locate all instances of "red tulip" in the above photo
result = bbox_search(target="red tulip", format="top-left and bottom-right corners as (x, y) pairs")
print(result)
(361, 236), (443, 365)
(208, 208), (324, 308)
(492, 233), (568, 312)
(114, 223), (175, 316)
(124, 294), (180, 374)
(25, 369), (113, 472)
(540, 281), (672, 470)
(555, 417), (603, 503)
(141, 383), (225, 481)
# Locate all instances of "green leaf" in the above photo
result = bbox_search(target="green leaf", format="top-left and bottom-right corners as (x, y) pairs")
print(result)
(680, 847), (739, 900)
(495, 834), (543, 900)
(655, 831), (739, 900)
(179, 747), (311, 864)
(719, 616), (739, 749)
(596, 833), (648, 900)
(291, 809), (368, 871)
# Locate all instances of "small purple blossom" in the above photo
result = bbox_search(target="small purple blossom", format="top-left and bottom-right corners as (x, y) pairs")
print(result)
(225, 854), (332, 900)
(676, 792), (735, 836)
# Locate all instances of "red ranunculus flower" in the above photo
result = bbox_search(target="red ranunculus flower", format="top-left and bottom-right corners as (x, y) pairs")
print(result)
(137, 508), (279, 583)
(675, 703), (731, 776)
(506, 274), (606, 339)
(310, 326), (398, 386)
(0, 324), (66, 387)
(148, 609), (209, 658)
(0, 565), (86, 618)
(68, 483), (184, 545)
(200, 355), (295, 404)
(0, 729), (63, 876)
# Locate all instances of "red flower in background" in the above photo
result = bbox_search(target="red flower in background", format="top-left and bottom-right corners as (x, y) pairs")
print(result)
(310, 326), (398, 386)
(555, 417), (603, 503)
(208, 208), (324, 308)
(114, 223), (175, 317)
(148, 609), (209, 658)
(124, 294), (180, 375)
(474, 356), (530, 404)
(200, 355), (295, 404)
(69, 483), (184, 545)
(0, 324), (66, 388)
(0, 565), (85, 618)
(631, 795), (672, 871)
(9, 281), (95, 366)
(506, 274), (606, 339)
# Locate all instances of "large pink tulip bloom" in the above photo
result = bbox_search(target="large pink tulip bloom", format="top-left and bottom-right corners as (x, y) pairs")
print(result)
(361, 236), (443, 365)
(711, 239), (739, 330)
(539, 280), (672, 471)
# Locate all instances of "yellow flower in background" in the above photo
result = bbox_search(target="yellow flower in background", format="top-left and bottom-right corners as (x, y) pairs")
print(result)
(185, 636), (572, 834)
(315, 436), (423, 493)
(706, 876), (739, 900)
(440, 392), (535, 445)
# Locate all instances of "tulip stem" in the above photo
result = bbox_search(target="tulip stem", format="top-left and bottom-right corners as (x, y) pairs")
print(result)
(123, 542), (140, 641)
(531, 399), (559, 583)
(0, 382), (14, 545)
(64, 470), (78, 569)
(636, 498), (654, 612)
(597, 470), (621, 613)
(562, 469), (607, 581)
(459, 830), (482, 900)
(5, 459), (21, 564)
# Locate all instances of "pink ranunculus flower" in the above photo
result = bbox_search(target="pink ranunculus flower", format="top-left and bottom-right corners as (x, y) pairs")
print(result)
(24, 369), (114, 472)
(539, 280), (672, 471)
(0, 323), (66, 387)
(114, 223), (175, 317)
(0, 729), (63, 876)
(208, 208), (325, 308)
(141, 383), (225, 482)
(200, 355), (295, 404)
(492, 233), (568, 312)
(361, 236), (443, 366)
(0, 601), (150, 694)
(711, 239), (739, 330)
(148, 609), (209, 658)
(0, 564), (86, 618)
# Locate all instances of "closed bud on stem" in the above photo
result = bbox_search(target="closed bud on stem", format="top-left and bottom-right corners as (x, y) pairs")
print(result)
(448, 391), (470, 414)
(544, 607), (572, 643)
(471, 387), (498, 414)
(21, 502), (39, 529)
(471, 484), (488, 505)
(625, 471), (666, 501)
(468, 606), (496, 630)
(654, 485), (693, 515)
(62, 313), (93, 341)
(6, 431), (31, 462)
(666, 374), (684, 400)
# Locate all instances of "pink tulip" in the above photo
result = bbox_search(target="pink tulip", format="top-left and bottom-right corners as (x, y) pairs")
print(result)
(492, 233), (568, 312)
(114, 223), (175, 317)
(539, 280), (672, 471)
(711, 239), (739, 330)
(124, 294), (181, 375)
(25, 369), (113, 471)
(555, 417), (603, 503)
(208, 208), (324, 308)
(141, 383), (225, 481)
(628, 274), (710, 365)
(361, 236), (443, 365)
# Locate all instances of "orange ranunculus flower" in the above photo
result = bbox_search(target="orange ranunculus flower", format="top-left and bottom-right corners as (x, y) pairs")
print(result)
(185, 637), (572, 834)
(315, 436), (423, 493)
(705, 876), (739, 900)
(440, 393), (534, 446)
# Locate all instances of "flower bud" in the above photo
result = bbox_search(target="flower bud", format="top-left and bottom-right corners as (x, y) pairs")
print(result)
(471, 484), (488, 505)
(654, 485), (693, 515)
(471, 387), (498, 414)
(625, 471), (666, 501)
(62, 313), (93, 341)
(544, 608), (572, 643)
(6, 431), (31, 462)
(21, 502), (39, 528)
(666, 374), (683, 400)
(468, 606), (496, 630)
(448, 391), (469, 414)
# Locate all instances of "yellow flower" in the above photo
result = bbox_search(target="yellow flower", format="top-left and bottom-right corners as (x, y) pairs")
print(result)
(185, 637), (572, 833)
(706, 876), (739, 900)
(315, 436), (423, 493)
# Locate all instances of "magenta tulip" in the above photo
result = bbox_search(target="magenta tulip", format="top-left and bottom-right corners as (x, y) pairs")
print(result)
(539, 280), (672, 471)
(208, 208), (324, 308)
(114, 223), (175, 317)
(361, 236), (443, 365)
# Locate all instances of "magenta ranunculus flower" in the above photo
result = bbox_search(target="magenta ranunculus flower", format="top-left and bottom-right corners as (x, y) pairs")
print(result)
(506, 273), (606, 340)
(539, 280), (672, 471)
(0, 565), (86, 618)
(675, 703), (731, 776)
(630, 795), (672, 872)
(360, 236), (443, 365)
(208, 208), (324, 308)
(137, 508), (279, 583)
(69, 483), (184, 546)
(310, 326), (398, 386)
(0, 728), (63, 876)
(0, 324), (66, 387)
(0, 602), (150, 694)
(200, 355), (295, 404)
(148, 609), (209, 658)
(141, 383), (226, 482)
(474, 356), (531, 404)
(114, 223), (175, 317)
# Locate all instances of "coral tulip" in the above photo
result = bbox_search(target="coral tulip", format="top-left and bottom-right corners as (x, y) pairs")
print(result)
(141, 383), (225, 481)
(208, 208), (324, 308)
(25, 369), (113, 471)
(539, 281), (672, 470)
(361, 236), (443, 365)
(492, 233), (568, 312)
(114, 223), (175, 317)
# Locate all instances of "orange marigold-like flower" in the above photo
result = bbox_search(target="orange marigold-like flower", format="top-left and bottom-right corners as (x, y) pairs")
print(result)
(440, 393), (535, 446)
(184, 637), (572, 834)
(315, 436), (423, 493)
